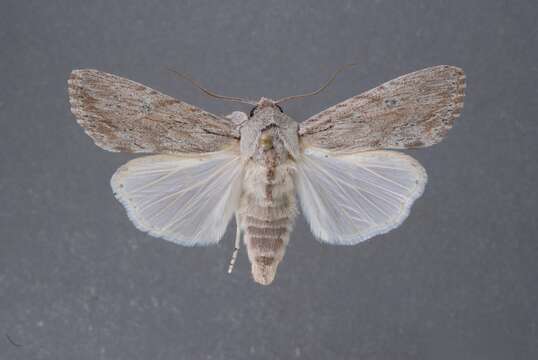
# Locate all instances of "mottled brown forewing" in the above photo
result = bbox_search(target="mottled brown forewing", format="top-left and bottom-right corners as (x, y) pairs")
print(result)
(299, 65), (465, 151)
(68, 69), (239, 153)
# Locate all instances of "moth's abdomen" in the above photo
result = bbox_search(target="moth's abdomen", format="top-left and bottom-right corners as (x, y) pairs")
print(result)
(239, 160), (297, 285)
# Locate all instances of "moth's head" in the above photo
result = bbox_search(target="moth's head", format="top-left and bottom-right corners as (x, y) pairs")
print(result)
(249, 97), (283, 118)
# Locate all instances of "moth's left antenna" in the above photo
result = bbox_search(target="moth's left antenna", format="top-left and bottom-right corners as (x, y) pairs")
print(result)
(167, 68), (256, 105)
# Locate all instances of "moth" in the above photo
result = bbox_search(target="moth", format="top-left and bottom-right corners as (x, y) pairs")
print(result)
(68, 65), (465, 285)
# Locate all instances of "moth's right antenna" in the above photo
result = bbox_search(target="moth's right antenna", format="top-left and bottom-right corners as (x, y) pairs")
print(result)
(275, 63), (359, 105)
(167, 68), (257, 106)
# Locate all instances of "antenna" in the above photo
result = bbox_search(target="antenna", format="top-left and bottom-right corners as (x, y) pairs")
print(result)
(275, 63), (359, 105)
(167, 68), (257, 105)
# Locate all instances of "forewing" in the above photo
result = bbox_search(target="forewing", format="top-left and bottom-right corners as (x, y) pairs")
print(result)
(299, 65), (465, 151)
(68, 69), (239, 153)
(296, 148), (427, 245)
(110, 149), (243, 245)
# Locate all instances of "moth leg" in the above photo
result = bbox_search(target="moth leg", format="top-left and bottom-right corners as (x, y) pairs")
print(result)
(227, 213), (241, 274)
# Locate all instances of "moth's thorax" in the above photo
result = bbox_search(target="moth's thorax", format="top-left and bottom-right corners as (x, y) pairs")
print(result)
(250, 126), (288, 164)
(239, 106), (300, 161)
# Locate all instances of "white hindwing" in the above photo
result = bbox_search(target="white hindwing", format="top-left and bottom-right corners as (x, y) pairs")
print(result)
(111, 149), (243, 245)
(296, 148), (427, 245)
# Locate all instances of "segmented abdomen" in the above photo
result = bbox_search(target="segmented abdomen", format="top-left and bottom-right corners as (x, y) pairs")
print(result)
(238, 160), (297, 285)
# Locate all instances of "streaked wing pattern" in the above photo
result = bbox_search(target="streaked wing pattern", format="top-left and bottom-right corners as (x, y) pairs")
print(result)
(68, 69), (239, 153)
(299, 65), (465, 151)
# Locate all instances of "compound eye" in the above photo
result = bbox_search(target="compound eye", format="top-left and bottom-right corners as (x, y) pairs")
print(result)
(249, 106), (258, 118)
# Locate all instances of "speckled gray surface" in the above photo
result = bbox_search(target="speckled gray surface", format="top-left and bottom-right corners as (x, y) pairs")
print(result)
(1, 1), (537, 359)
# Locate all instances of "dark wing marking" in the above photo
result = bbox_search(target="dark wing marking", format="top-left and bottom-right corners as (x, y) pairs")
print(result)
(299, 65), (465, 151)
(68, 69), (239, 153)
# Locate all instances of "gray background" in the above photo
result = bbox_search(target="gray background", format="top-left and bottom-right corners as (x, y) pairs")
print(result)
(1, 1), (537, 359)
